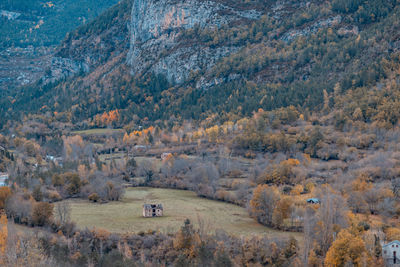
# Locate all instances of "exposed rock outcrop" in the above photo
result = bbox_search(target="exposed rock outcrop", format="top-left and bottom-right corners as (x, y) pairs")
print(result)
(281, 15), (342, 42)
(127, 0), (261, 84)
(42, 57), (89, 84)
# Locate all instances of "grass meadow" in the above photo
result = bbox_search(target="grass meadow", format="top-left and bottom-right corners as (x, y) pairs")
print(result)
(66, 187), (302, 240)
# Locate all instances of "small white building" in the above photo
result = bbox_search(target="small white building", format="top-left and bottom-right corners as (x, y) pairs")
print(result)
(0, 173), (9, 187)
(383, 240), (400, 266)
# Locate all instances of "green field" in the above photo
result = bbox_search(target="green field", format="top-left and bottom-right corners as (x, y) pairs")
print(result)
(67, 187), (301, 239)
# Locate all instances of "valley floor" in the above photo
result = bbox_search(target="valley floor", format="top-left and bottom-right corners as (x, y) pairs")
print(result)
(66, 187), (302, 240)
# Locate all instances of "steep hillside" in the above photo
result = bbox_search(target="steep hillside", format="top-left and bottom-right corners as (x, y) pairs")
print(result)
(0, 0), (120, 91)
(2, 0), (400, 129)
(0, 0), (119, 48)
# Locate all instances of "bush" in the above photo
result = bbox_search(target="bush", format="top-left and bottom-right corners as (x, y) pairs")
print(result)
(60, 221), (76, 238)
(48, 191), (62, 202)
(358, 221), (370, 231)
(5, 194), (33, 224)
(32, 185), (43, 201)
(0, 187), (12, 209)
(63, 173), (82, 196)
(88, 193), (99, 202)
(32, 202), (54, 226)
(282, 185), (292, 195)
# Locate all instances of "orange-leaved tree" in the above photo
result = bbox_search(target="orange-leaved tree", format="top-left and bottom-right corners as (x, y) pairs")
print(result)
(0, 187), (12, 209)
(0, 214), (7, 262)
(324, 229), (369, 267)
(250, 184), (280, 226)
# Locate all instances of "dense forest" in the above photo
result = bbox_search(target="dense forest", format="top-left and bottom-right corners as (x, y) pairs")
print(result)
(0, 0), (119, 48)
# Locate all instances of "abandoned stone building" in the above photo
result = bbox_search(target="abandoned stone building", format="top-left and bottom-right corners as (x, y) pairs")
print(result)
(143, 204), (163, 217)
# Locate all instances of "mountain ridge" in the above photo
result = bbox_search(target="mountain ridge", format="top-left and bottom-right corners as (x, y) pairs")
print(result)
(2, 0), (400, 129)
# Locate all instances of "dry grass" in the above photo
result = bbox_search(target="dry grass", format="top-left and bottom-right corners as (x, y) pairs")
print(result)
(71, 128), (124, 136)
(66, 187), (302, 240)
(99, 152), (126, 162)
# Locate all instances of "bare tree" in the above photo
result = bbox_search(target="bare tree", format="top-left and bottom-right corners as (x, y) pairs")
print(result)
(136, 159), (155, 184)
(391, 178), (400, 199)
(302, 206), (316, 266)
(55, 201), (71, 225)
(347, 192), (367, 213)
(187, 162), (220, 187)
(5, 194), (32, 224)
(363, 187), (381, 214)
(379, 197), (396, 220)
(314, 187), (348, 255)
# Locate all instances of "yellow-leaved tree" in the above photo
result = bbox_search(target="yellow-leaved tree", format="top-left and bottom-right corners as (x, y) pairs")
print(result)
(250, 184), (280, 226)
(324, 229), (369, 267)
(0, 187), (12, 209)
(0, 214), (7, 264)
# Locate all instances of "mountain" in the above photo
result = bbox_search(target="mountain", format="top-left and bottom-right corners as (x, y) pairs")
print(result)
(0, 0), (119, 91)
(2, 0), (400, 128)
(127, 0), (261, 85)
(0, 0), (119, 48)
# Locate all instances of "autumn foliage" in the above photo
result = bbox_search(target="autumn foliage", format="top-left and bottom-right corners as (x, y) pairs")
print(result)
(0, 188), (12, 209)
(123, 126), (155, 144)
(324, 229), (368, 267)
(95, 109), (120, 127)
(32, 202), (54, 226)
(0, 214), (7, 261)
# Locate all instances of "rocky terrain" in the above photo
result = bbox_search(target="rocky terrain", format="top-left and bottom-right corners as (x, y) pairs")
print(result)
(0, 46), (54, 91)
(2, 0), (399, 126)
(0, 46), (87, 91)
(127, 0), (261, 84)
(1, 0), (358, 91)
(0, 0), (119, 91)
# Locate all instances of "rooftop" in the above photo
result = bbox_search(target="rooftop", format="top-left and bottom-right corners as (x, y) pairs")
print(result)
(383, 240), (400, 248)
(143, 204), (163, 209)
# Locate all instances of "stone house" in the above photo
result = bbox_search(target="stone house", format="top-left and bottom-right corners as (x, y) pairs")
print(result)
(143, 204), (163, 217)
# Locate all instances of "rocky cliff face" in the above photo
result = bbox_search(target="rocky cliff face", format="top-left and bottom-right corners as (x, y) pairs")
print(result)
(127, 0), (260, 84)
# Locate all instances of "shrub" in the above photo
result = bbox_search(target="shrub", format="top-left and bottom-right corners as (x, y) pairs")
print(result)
(32, 185), (43, 201)
(291, 185), (303, 195)
(282, 185), (292, 195)
(5, 194), (33, 224)
(32, 202), (54, 226)
(88, 193), (100, 202)
(0, 187), (12, 209)
(48, 191), (62, 202)
(231, 180), (243, 190)
(63, 173), (82, 196)
(52, 174), (64, 187)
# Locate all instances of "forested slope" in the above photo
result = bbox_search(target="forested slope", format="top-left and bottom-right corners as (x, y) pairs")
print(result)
(2, 0), (400, 129)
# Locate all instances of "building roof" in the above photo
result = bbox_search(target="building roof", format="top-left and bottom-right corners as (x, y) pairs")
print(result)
(307, 198), (320, 202)
(143, 204), (163, 209)
(383, 240), (400, 248)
